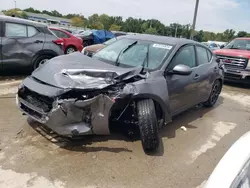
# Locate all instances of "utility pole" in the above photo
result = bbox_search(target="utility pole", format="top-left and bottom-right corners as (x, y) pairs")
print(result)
(174, 25), (178, 38)
(14, 0), (16, 9)
(190, 0), (199, 40)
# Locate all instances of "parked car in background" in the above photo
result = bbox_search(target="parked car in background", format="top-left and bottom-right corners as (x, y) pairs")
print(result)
(75, 29), (115, 47)
(214, 38), (250, 84)
(205, 131), (250, 188)
(0, 15), (64, 71)
(49, 27), (83, 54)
(17, 35), (224, 154)
(202, 42), (220, 51)
(82, 36), (124, 57)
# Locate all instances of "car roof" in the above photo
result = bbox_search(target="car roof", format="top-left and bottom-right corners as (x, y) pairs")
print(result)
(0, 15), (47, 27)
(122, 34), (197, 46)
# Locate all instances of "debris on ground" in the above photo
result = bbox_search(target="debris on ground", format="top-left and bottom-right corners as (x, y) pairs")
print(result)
(92, 155), (97, 159)
(181, 126), (187, 132)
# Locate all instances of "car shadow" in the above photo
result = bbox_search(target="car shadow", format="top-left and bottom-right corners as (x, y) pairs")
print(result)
(224, 81), (250, 89)
(27, 96), (224, 156)
(0, 71), (28, 80)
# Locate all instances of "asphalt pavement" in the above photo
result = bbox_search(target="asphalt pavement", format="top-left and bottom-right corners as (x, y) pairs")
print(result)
(0, 78), (249, 188)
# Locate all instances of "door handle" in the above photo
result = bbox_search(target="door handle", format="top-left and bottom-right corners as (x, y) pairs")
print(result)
(194, 74), (200, 80)
(34, 40), (43, 43)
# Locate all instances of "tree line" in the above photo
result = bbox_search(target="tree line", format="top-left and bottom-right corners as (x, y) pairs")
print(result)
(2, 7), (250, 42)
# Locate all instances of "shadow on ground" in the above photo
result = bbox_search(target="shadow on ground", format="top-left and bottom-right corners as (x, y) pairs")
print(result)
(27, 96), (224, 156)
(224, 81), (250, 89)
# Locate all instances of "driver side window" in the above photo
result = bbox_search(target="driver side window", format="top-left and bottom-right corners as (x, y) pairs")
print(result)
(169, 45), (196, 70)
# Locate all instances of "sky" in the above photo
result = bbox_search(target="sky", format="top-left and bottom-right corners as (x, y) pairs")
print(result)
(1, 0), (250, 33)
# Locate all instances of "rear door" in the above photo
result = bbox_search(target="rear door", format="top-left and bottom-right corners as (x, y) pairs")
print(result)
(2, 22), (44, 70)
(194, 45), (218, 102)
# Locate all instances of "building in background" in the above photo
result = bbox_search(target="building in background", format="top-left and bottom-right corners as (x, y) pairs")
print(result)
(24, 12), (72, 27)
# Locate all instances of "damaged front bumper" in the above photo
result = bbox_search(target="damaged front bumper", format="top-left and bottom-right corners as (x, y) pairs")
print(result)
(17, 81), (115, 136)
(225, 69), (250, 83)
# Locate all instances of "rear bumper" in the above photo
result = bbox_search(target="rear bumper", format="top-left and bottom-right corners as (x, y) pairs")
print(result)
(224, 69), (250, 83)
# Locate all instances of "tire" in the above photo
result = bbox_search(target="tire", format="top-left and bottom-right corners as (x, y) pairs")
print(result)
(137, 99), (160, 153)
(203, 80), (222, 107)
(65, 46), (76, 54)
(33, 55), (52, 70)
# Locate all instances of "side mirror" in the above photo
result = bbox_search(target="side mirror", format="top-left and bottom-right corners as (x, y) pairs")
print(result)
(168, 64), (192, 76)
(216, 58), (221, 63)
(220, 45), (225, 49)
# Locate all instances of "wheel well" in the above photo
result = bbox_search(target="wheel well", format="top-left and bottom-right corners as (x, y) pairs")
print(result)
(66, 45), (76, 50)
(217, 78), (223, 85)
(109, 98), (164, 135)
(32, 50), (57, 64)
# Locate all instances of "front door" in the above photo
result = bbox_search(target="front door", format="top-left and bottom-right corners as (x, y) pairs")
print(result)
(166, 45), (201, 115)
(2, 22), (44, 70)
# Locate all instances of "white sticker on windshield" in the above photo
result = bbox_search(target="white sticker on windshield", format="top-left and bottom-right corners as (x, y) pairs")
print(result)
(153, 44), (172, 50)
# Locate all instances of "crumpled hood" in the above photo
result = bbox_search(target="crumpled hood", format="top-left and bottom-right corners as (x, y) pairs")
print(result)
(214, 48), (250, 59)
(32, 52), (143, 90)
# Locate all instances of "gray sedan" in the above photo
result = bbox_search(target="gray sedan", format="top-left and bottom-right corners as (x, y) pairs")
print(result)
(16, 34), (224, 154)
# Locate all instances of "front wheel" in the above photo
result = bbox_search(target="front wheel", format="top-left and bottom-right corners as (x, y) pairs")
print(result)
(203, 80), (222, 107)
(137, 99), (160, 153)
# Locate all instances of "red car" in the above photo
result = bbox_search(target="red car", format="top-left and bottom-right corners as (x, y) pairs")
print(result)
(49, 27), (83, 54)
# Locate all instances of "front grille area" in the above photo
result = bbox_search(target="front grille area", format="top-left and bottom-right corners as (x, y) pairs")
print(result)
(217, 55), (248, 70)
(18, 87), (53, 113)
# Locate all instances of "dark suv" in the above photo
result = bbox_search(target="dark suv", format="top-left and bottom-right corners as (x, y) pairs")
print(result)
(0, 15), (64, 71)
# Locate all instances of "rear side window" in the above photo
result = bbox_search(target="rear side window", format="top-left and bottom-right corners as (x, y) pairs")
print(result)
(196, 46), (209, 65)
(207, 50), (212, 62)
(5, 23), (27, 37)
(27, 26), (39, 37)
(51, 30), (69, 38)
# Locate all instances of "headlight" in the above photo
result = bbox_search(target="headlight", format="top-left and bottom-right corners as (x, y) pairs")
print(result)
(81, 47), (86, 53)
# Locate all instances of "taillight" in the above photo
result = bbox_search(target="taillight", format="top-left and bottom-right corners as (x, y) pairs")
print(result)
(53, 38), (64, 46)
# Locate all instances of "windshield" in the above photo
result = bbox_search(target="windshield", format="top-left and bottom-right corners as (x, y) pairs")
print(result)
(224, 39), (250, 50)
(93, 38), (173, 69)
(103, 37), (117, 45)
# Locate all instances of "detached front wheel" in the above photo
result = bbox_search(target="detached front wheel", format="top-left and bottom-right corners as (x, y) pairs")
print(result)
(137, 99), (160, 153)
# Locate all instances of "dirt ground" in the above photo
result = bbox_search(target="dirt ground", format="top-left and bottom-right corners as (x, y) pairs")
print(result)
(0, 79), (249, 188)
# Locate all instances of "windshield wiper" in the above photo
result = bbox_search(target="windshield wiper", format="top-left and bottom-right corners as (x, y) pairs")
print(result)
(115, 41), (138, 66)
(140, 44), (150, 73)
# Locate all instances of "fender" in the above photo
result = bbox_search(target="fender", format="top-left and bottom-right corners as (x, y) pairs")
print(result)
(132, 93), (172, 125)
(123, 75), (172, 125)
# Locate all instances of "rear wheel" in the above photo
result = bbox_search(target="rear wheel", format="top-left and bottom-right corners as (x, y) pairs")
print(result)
(33, 55), (52, 70)
(203, 80), (222, 107)
(65, 46), (76, 54)
(137, 99), (160, 153)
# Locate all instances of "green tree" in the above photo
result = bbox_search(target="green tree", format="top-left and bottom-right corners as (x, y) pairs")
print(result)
(23, 7), (41, 13)
(237, 31), (248, 37)
(3, 9), (27, 18)
(109, 24), (121, 31)
(71, 17), (85, 27)
(99, 14), (111, 30)
(144, 27), (158, 35)
(91, 22), (104, 30)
